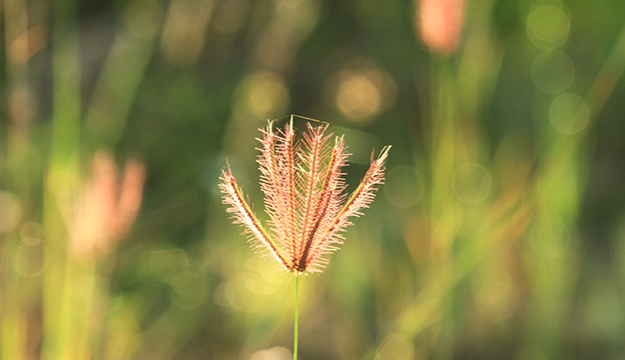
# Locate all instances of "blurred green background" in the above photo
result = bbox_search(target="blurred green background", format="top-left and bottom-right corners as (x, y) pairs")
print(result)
(1, 0), (625, 359)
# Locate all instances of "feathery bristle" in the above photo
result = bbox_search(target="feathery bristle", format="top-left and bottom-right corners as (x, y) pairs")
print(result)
(220, 118), (389, 274)
(219, 163), (290, 270)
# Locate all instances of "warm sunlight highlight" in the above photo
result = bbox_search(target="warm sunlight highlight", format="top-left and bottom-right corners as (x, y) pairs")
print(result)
(417, 0), (465, 55)
(71, 151), (146, 259)
(220, 118), (389, 273)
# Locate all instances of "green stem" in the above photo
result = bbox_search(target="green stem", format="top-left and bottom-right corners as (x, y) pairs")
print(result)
(293, 275), (299, 360)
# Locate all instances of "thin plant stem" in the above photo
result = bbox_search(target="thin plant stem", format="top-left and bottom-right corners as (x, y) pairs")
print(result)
(293, 275), (299, 360)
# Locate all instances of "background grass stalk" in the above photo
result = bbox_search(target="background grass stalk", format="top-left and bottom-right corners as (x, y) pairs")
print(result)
(42, 0), (81, 357)
(429, 56), (456, 360)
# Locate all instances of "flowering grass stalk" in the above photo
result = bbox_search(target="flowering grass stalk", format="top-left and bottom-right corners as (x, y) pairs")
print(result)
(220, 117), (389, 358)
(294, 275), (299, 360)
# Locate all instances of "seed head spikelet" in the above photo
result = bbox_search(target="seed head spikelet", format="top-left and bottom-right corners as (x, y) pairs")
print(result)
(220, 117), (389, 273)
(219, 162), (290, 270)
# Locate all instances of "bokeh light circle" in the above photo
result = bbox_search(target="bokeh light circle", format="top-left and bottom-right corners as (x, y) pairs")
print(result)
(384, 166), (425, 207)
(453, 163), (492, 203)
(549, 93), (590, 134)
(15, 242), (49, 277)
(532, 51), (574, 93)
(527, 4), (570, 49)
(335, 74), (382, 119)
(235, 71), (290, 119)
(222, 272), (264, 312)
(325, 58), (397, 123)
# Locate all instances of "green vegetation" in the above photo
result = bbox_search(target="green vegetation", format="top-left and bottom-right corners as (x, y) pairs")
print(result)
(1, 0), (625, 359)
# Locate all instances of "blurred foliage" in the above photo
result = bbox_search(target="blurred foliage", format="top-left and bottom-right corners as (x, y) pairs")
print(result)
(1, 0), (625, 359)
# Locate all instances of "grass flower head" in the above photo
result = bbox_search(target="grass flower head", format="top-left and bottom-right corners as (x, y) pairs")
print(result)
(220, 118), (389, 274)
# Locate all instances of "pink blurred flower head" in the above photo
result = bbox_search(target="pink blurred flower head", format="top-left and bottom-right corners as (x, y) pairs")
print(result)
(71, 151), (146, 259)
(220, 118), (389, 274)
(417, 0), (465, 55)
